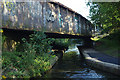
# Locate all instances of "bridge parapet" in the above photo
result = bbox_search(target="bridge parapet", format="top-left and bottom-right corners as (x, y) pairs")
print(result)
(1, 0), (94, 36)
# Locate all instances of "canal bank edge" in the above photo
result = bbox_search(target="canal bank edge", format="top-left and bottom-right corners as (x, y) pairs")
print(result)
(42, 50), (63, 76)
(49, 56), (59, 69)
(82, 50), (120, 76)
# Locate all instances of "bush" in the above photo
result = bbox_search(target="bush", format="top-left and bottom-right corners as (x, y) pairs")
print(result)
(51, 39), (70, 50)
(22, 31), (55, 56)
(2, 31), (56, 78)
(2, 51), (31, 78)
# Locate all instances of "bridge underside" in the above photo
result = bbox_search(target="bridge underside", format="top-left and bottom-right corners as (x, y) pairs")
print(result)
(2, 28), (91, 40)
(2, 28), (93, 52)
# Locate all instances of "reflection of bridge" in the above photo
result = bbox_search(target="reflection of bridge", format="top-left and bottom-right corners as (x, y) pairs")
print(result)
(2, 0), (94, 36)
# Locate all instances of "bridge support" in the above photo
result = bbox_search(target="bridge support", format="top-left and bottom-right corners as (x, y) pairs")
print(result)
(77, 37), (93, 57)
(83, 37), (93, 48)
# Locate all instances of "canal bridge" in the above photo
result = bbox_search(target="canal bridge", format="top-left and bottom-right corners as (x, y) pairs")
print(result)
(2, 0), (94, 35)
(1, 0), (94, 51)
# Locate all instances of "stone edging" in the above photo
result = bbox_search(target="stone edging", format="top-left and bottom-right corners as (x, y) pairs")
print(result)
(49, 56), (59, 69)
(83, 51), (120, 76)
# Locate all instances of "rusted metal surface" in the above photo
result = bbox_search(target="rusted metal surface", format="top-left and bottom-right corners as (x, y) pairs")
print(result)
(1, 0), (94, 36)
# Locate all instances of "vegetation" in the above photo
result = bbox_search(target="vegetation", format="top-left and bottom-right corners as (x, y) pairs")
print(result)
(2, 31), (56, 78)
(87, 2), (120, 33)
(94, 31), (120, 58)
(63, 51), (77, 61)
(51, 39), (71, 51)
(87, 2), (120, 58)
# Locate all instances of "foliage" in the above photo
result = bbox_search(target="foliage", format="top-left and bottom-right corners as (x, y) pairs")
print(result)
(52, 39), (70, 50)
(87, 2), (120, 33)
(2, 51), (30, 78)
(72, 39), (83, 44)
(15, 42), (24, 52)
(88, 2), (120, 57)
(2, 35), (6, 45)
(1, 34), (6, 52)
(95, 30), (120, 58)
(63, 51), (78, 61)
(22, 31), (55, 56)
(2, 51), (55, 78)
(2, 31), (56, 78)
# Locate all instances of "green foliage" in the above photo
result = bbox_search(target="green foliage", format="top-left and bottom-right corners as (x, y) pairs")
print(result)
(2, 51), (54, 78)
(2, 34), (6, 46)
(88, 2), (120, 57)
(2, 51), (31, 78)
(108, 30), (120, 41)
(52, 39), (70, 50)
(95, 31), (120, 58)
(15, 42), (24, 52)
(2, 31), (56, 78)
(87, 2), (120, 33)
(99, 30), (120, 46)
(63, 51), (78, 61)
(22, 31), (55, 56)
(72, 39), (83, 44)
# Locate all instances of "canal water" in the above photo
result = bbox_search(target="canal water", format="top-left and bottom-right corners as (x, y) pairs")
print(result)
(42, 44), (119, 79)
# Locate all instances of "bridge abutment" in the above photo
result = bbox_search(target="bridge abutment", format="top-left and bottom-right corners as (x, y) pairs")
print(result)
(77, 37), (93, 57)
(83, 37), (93, 48)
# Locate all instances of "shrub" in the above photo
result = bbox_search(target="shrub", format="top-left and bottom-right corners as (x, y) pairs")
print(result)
(2, 31), (56, 78)
(2, 51), (31, 78)
(51, 39), (70, 50)
(22, 31), (55, 56)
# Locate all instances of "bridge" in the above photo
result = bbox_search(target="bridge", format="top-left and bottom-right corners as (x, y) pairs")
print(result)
(1, 0), (94, 35)
(1, 0), (94, 51)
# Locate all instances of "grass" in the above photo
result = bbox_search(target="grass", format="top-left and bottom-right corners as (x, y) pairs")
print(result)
(94, 32), (120, 58)
(63, 51), (77, 61)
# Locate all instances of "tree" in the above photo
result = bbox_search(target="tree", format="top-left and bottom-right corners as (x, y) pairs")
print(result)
(87, 2), (120, 34)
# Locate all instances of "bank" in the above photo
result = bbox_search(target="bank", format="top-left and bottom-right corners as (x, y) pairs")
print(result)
(81, 49), (120, 76)
(45, 50), (64, 72)
(2, 50), (63, 79)
(2, 31), (65, 79)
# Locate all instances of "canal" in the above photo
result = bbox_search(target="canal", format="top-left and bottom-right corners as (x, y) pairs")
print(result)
(42, 44), (119, 79)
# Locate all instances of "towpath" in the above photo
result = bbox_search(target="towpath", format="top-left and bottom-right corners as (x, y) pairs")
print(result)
(83, 49), (120, 65)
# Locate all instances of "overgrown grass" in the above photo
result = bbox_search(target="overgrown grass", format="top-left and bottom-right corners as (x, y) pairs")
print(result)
(95, 31), (120, 58)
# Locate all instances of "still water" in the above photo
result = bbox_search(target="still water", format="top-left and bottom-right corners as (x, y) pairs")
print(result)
(42, 44), (119, 79)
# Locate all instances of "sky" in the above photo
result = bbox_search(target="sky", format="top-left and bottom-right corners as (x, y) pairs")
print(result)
(55, 0), (90, 20)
